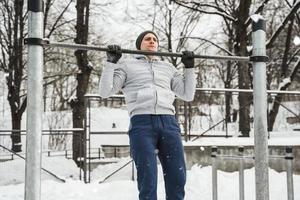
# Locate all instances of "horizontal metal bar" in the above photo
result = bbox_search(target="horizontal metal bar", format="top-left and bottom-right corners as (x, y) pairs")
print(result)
(45, 40), (250, 62)
(84, 94), (124, 99)
(90, 131), (128, 135)
(0, 133), (83, 136)
(196, 88), (300, 95)
(0, 129), (84, 133)
(84, 88), (300, 100)
(0, 129), (84, 136)
(89, 131), (233, 138)
(269, 155), (287, 159)
(216, 155), (255, 160)
(215, 155), (292, 160)
(187, 134), (233, 137)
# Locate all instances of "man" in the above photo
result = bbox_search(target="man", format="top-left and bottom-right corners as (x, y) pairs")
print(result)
(99, 30), (196, 200)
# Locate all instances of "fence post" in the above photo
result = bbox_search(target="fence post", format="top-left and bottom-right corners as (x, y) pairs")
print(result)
(211, 146), (218, 200)
(251, 15), (269, 200)
(98, 147), (101, 159)
(25, 1), (44, 200)
(285, 147), (294, 200)
(184, 102), (188, 142)
(132, 160), (135, 181)
(238, 146), (244, 200)
(83, 97), (90, 183)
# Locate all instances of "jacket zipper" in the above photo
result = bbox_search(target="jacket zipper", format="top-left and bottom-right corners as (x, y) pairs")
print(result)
(149, 60), (157, 114)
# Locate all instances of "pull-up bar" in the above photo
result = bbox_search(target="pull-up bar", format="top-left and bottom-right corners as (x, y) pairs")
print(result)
(25, 39), (251, 62)
(26, 1), (270, 198)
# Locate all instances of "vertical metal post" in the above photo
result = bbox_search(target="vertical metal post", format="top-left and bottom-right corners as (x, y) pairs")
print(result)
(83, 97), (90, 183)
(25, 1), (44, 200)
(88, 99), (91, 183)
(267, 94), (270, 139)
(188, 102), (192, 140)
(184, 102), (188, 142)
(131, 160), (135, 181)
(211, 146), (218, 200)
(252, 15), (269, 200)
(79, 130), (82, 181)
(238, 146), (244, 200)
(2, 82), (4, 119)
(285, 147), (294, 200)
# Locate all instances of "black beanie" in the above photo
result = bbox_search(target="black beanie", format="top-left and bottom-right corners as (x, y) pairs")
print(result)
(135, 30), (159, 50)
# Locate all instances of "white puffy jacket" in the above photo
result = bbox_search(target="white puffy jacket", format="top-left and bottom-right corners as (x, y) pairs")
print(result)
(99, 55), (196, 117)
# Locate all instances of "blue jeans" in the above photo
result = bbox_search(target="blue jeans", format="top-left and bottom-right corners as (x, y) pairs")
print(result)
(129, 114), (186, 200)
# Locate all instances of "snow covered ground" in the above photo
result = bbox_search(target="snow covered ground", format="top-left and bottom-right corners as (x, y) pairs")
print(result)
(0, 156), (300, 200)
(1, 102), (300, 199)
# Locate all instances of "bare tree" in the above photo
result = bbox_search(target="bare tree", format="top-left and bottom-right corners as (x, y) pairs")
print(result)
(70, 0), (92, 166)
(234, 0), (252, 137)
(173, 0), (255, 136)
(0, 0), (75, 152)
(266, 0), (300, 131)
(174, 0), (300, 134)
(0, 0), (27, 152)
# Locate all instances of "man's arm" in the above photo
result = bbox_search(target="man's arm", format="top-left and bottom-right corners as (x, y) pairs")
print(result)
(99, 45), (126, 98)
(171, 51), (196, 101)
(171, 68), (196, 101)
(99, 62), (126, 98)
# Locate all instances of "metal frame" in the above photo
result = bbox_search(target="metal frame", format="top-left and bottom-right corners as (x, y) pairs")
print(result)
(252, 17), (269, 200)
(196, 88), (300, 95)
(26, 2), (271, 198)
(87, 87), (300, 98)
(211, 146), (295, 200)
(26, 1), (44, 200)
(45, 40), (250, 62)
(83, 97), (91, 183)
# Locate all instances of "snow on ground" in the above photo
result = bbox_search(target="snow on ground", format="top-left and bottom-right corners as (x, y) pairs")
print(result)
(1, 103), (300, 199)
(0, 156), (300, 200)
(184, 132), (300, 146)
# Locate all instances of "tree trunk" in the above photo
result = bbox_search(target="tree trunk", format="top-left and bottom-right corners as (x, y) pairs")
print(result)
(5, 0), (26, 152)
(72, 0), (92, 166)
(225, 59), (232, 123)
(268, 57), (300, 131)
(225, 91), (232, 123)
(234, 0), (252, 137)
(10, 112), (22, 152)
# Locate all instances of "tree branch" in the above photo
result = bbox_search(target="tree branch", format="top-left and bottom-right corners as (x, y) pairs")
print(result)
(289, 56), (300, 83)
(266, 1), (300, 49)
(19, 97), (27, 115)
(46, 0), (73, 38)
(245, 0), (271, 26)
(186, 36), (234, 55)
(173, 0), (236, 22)
(287, 48), (300, 66)
(284, 0), (300, 24)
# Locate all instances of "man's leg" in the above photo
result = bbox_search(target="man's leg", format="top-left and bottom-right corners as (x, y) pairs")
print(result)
(158, 115), (186, 200)
(129, 115), (158, 200)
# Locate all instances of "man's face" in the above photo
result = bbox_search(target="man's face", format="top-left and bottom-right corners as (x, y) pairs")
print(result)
(140, 33), (158, 52)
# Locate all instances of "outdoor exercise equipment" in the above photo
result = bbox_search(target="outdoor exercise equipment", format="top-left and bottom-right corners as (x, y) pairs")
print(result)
(26, 0), (269, 199)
